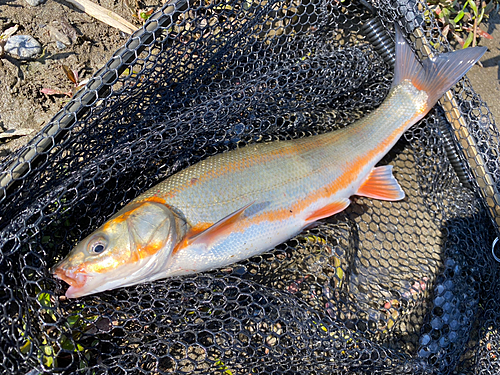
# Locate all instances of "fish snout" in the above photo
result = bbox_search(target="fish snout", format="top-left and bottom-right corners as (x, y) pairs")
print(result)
(51, 263), (88, 289)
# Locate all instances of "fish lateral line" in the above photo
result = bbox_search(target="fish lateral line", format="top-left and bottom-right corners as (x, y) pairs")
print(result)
(51, 25), (487, 298)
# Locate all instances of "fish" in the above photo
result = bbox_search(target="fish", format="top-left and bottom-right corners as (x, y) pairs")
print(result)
(51, 26), (486, 298)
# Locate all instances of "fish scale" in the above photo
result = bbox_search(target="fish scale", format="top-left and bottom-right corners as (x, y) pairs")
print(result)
(51, 26), (487, 298)
(134, 82), (425, 227)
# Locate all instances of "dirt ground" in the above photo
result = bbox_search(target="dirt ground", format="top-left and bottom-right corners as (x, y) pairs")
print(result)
(0, 0), (160, 156)
(0, 0), (499, 158)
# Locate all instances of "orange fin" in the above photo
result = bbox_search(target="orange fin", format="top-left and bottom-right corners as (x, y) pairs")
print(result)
(305, 199), (350, 223)
(175, 202), (254, 252)
(356, 165), (405, 201)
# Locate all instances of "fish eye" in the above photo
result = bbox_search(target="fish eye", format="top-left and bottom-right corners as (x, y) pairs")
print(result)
(88, 236), (108, 255)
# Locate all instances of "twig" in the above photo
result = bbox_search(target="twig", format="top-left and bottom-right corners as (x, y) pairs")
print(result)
(63, 0), (138, 35)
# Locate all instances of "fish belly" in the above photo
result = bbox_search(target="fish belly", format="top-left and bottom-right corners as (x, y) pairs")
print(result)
(164, 216), (306, 276)
(134, 82), (425, 277)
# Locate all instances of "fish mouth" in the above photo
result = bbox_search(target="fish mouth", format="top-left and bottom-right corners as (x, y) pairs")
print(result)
(52, 266), (89, 298)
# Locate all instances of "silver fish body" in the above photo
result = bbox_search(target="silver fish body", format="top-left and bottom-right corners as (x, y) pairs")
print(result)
(51, 27), (486, 298)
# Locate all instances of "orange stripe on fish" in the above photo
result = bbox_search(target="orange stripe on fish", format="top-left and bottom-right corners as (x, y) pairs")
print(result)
(51, 25), (487, 298)
(102, 203), (145, 231)
(234, 117), (419, 227)
(151, 138), (334, 200)
(171, 116), (421, 254)
(142, 196), (167, 204)
(137, 239), (168, 259)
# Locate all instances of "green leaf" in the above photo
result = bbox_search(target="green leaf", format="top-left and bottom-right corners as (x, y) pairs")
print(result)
(478, 6), (485, 24)
(38, 292), (52, 308)
(468, 0), (478, 16)
(243, 0), (252, 10)
(42, 345), (55, 368)
(215, 359), (233, 375)
(454, 9), (465, 23)
(139, 8), (154, 20)
(20, 338), (32, 354)
(67, 315), (80, 327)
(38, 292), (56, 321)
(60, 335), (76, 351)
(463, 31), (474, 48)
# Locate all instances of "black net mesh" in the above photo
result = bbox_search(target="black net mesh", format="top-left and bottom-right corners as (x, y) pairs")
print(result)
(1, 0), (500, 373)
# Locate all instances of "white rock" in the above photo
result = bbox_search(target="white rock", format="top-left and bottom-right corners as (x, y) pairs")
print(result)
(25, 0), (47, 5)
(4, 35), (42, 60)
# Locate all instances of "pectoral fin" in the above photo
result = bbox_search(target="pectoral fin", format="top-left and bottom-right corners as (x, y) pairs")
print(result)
(173, 201), (254, 253)
(356, 165), (405, 201)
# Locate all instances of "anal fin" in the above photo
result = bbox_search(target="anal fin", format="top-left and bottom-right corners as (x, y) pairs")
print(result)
(305, 198), (351, 223)
(356, 165), (405, 201)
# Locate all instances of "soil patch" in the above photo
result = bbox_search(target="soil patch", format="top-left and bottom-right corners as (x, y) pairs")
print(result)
(0, 0), (158, 156)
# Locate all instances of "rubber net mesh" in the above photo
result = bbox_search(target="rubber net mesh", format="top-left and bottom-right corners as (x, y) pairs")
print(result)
(1, 0), (500, 373)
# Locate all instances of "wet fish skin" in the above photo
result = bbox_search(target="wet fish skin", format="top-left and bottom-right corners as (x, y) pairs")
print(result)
(52, 26), (486, 298)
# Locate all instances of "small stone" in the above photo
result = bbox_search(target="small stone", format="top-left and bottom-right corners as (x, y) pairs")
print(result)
(442, 313), (450, 324)
(442, 301), (453, 312)
(439, 336), (449, 348)
(436, 284), (445, 295)
(428, 341), (439, 353)
(48, 25), (71, 46)
(25, 0), (46, 5)
(56, 41), (67, 50)
(444, 291), (454, 301)
(4, 35), (42, 60)
(434, 296), (444, 307)
(449, 331), (458, 342)
(418, 347), (430, 358)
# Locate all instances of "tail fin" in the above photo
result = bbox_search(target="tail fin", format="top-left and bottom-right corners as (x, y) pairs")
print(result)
(392, 25), (486, 107)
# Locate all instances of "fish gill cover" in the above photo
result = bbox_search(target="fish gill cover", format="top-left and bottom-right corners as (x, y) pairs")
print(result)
(0, 0), (499, 374)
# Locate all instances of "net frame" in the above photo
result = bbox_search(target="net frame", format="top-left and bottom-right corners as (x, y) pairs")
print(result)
(1, 0), (499, 373)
